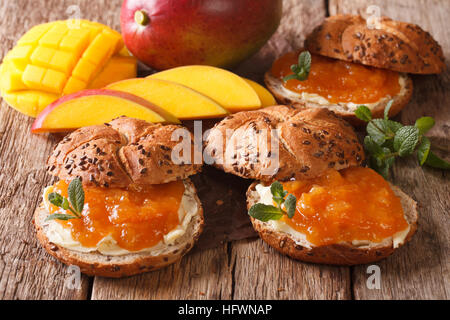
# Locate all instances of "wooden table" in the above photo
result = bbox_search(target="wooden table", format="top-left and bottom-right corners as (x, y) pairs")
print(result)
(0, 0), (448, 300)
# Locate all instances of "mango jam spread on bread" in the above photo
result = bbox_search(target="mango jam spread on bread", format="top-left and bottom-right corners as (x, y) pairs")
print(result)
(256, 167), (409, 247)
(265, 15), (445, 125)
(270, 51), (405, 105)
(205, 105), (417, 265)
(34, 117), (203, 277)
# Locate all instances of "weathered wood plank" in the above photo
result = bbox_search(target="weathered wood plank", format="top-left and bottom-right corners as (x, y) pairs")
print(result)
(330, 0), (449, 299)
(0, 0), (124, 299)
(230, 0), (354, 300)
(232, 239), (351, 299)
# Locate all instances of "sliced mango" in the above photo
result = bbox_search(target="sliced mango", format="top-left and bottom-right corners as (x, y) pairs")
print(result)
(88, 56), (137, 89)
(0, 20), (137, 117)
(149, 65), (262, 112)
(243, 78), (276, 107)
(31, 89), (179, 133)
(107, 78), (229, 119)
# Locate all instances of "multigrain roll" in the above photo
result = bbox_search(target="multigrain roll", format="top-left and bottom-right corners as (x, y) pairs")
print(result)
(304, 15), (445, 74)
(35, 117), (204, 277)
(204, 105), (365, 182)
(47, 116), (201, 188)
(205, 105), (418, 265)
(265, 15), (445, 125)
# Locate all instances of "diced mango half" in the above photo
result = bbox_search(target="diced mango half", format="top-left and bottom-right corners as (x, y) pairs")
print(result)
(3, 90), (58, 117)
(0, 19), (137, 117)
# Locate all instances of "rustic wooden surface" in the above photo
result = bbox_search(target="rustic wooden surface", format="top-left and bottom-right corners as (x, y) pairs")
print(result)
(0, 0), (448, 300)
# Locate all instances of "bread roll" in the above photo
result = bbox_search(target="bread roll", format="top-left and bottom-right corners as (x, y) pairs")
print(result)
(305, 14), (445, 74)
(204, 105), (365, 182)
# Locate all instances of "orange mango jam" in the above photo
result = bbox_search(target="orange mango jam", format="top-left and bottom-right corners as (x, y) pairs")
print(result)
(47, 180), (185, 251)
(271, 52), (401, 104)
(280, 167), (408, 246)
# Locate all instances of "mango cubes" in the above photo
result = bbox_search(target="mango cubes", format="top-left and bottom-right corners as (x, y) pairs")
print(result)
(0, 20), (137, 117)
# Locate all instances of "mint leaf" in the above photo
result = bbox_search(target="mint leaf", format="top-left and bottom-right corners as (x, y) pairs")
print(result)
(415, 117), (435, 135)
(68, 177), (84, 214)
(61, 197), (70, 210)
(270, 180), (287, 206)
(284, 194), (297, 219)
(385, 119), (403, 133)
(270, 181), (284, 197)
(282, 74), (298, 82)
(45, 213), (79, 221)
(298, 51), (311, 74)
(48, 192), (64, 207)
(393, 126), (420, 156)
(367, 119), (388, 145)
(424, 151), (450, 169)
(417, 136), (431, 166)
(355, 105), (372, 122)
(384, 100), (394, 120)
(248, 204), (284, 222)
(364, 136), (385, 158)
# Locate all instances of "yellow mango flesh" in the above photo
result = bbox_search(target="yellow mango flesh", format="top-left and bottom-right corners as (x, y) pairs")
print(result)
(107, 78), (229, 119)
(0, 20), (137, 117)
(36, 94), (168, 131)
(149, 66), (262, 112)
(243, 78), (276, 107)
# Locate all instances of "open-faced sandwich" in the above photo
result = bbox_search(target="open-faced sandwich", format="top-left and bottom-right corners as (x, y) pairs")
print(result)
(34, 117), (203, 277)
(265, 15), (445, 125)
(205, 105), (418, 265)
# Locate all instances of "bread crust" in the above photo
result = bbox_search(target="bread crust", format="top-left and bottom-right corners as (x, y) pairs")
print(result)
(264, 71), (413, 126)
(47, 117), (201, 188)
(34, 179), (204, 278)
(204, 105), (364, 182)
(304, 14), (445, 74)
(246, 181), (418, 265)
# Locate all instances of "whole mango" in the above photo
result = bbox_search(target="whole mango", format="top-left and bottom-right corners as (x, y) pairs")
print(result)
(120, 0), (282, 70)
(0, 20), (137, 117)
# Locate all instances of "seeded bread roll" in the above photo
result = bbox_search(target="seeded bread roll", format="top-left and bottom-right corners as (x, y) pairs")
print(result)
(264, 70), (413, 126)
(34, 179), (204, 277)
(305, 14), (445, 74)
(247, 181), (418, 265)
(47, 116), (201, 188)
(204, 105), (364, 182)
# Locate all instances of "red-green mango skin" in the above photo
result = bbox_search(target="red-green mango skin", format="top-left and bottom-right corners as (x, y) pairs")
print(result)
(120, 0), (283, 70)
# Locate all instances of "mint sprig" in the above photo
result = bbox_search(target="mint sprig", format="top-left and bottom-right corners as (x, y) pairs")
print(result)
(283, 51), (311, 82)
(248, 181), (297, 222)
(355, 103), (450, 178)
(46, 177), (85, 221)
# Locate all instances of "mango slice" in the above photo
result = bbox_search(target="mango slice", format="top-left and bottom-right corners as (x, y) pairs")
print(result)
(31, 89), (179, 133)
(89, 56), (137, 89)
(149, 66), (262, 112)
(0, 20), (137, 117)
(107, 78), (229, 119)
(243, 78), (276, 107)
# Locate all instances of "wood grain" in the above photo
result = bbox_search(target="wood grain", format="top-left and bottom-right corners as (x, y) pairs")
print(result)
(330, 0), (450, 300)
(0, 0), (448, 300)
(91, 245), (232, 300)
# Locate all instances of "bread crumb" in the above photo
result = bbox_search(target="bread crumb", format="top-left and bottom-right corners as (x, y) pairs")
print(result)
(216, 200), (224, 206)
(199, 291), (205, 296)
